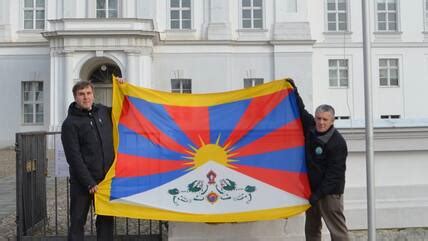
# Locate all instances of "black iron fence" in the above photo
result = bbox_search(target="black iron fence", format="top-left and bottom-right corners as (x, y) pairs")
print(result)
(16, 132), (167, 241)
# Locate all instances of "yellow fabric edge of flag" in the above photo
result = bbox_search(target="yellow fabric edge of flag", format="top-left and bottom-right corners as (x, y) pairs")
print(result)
(95, 76), (303, 222)
(116, 78), (293, 107)
(96, 190), (310, 222)
(95, 76), (122, 208)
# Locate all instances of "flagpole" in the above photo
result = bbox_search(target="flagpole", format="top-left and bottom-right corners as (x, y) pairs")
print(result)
(361, 0), (376, 240)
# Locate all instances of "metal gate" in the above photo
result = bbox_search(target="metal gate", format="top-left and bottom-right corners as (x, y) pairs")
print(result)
(16, 132), (167, 241)
(16, 132), (47, 239)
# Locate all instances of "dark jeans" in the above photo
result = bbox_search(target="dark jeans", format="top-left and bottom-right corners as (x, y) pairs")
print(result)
(68, 182), (114, 241)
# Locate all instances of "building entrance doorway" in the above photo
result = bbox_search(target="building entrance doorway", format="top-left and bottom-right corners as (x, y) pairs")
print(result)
(89, 64), (121, 107)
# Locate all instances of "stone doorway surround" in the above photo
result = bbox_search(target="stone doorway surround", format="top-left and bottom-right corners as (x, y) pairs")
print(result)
(42, 18), (158, 130)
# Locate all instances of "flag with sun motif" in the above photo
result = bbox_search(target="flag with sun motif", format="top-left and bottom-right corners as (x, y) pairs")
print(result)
(95, 77), (311, 222)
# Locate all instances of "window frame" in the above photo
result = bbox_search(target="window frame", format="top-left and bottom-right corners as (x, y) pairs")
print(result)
(96, 0), (119, 19)
(23, 0), (46, 30)
(22, 81), (44, 125)
(325, 0), (349, 32)
(378, 58), (400, 87)
(424, 0), (428, 31)
(168, 0), (193, 30)
(335, 116), (350, 120)
(171, 78), (192, 93)
(328, 58), (349, 88)
(375, 0), (399, 32)
(380, 114), (400, 119)
(243, 78), (264, 88)
(240, 0), (265, 29)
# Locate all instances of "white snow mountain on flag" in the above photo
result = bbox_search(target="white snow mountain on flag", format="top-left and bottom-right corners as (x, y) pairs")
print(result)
(113, 161), (308, 214)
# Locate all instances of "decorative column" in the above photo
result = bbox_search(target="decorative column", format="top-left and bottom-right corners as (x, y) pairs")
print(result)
(63, 50), (74, 119)
(49, 50), (61, 131)
(139, 47), (152, 87)
(136, 0), (156, 19)
(126, 50), (140, 86)
(122, 0), (136, 18)
(206, 0), (232, 40)
(271, 0), (313, 109)
(272, 0), (310, 40)
(63, 0), (76, 18)
(0, 0), (12, 41)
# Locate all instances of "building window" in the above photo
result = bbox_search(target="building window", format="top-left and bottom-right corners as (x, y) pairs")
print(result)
(380, 115), (400, 119)
(96, 0), (118, 18)
(243, 78), (264, 88)
(24, 0), (45, 29)
(379, 58), (399, 86)
(329, 59), (349, 88)
(335, 116), (350, 120)
(326, 0), (348, 31)
(425, 0), (428, 30)
(376, 0), (398, 31)
(22, 81), (43, 124)
(170, 0), (192, 29)
(171, 79), (192, 93)
(242, 0), (263, 29)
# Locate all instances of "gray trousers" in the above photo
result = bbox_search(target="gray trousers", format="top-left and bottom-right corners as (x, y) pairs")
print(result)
(305, 194), (349, 241)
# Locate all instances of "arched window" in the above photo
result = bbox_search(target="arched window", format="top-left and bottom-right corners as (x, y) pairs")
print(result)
(89, 64), (121, 84)
(89, 64), (122, 106)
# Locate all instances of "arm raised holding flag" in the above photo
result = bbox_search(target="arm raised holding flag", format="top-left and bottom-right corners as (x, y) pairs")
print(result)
(287, 79), (350, 241)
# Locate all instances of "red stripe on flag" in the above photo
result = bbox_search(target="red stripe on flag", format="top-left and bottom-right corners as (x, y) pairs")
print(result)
(164, 105), (210, 148)
(120, 97), (189, 154)
(224, 89), (290, 147)
(232, 164), (311, 199)
(232, 119), (304, 158)
(115, 153), (187, 178)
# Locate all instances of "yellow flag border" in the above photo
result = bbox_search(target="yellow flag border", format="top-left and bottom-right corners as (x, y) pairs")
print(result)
(95, 77), (309, 222)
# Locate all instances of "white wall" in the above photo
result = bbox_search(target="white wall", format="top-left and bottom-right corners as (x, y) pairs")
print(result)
(309, 0), (428, 124)
(152, 48), (274, 93)
(0, 51), (50, 147)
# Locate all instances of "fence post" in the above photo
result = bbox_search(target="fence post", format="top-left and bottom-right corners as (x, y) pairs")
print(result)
(15, 133), (23, 241)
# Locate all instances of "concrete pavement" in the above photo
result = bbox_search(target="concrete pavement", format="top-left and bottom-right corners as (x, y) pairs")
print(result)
(0, 176), (15, 219)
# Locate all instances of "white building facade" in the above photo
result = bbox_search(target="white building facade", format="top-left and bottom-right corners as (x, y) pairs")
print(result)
(1, 0), (427, 239)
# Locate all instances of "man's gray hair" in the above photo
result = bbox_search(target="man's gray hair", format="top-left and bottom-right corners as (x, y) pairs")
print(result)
(315, 104), (335, 118)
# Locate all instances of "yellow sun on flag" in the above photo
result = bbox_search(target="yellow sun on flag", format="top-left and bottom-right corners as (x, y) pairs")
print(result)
(184, 136), (237, 170)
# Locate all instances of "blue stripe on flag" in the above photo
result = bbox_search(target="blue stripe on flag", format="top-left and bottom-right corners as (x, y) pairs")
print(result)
(208, 99), (250, 145)
(110, 168), (188, 200)
(232, 92), (300, 149)
(128, 96), (194, 148)
(235, 146), (307, 172)
(118, 124), (186, 160)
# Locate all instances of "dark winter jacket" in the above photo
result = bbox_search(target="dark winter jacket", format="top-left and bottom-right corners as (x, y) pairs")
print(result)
(306, 126), (347, 200)
(61, 102), (114, 190)
(292, 84), (347, 203)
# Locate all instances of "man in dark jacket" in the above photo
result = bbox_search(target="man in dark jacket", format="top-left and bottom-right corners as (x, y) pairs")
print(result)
(61, 80), (114, 241)
(288, 79), (349, 241)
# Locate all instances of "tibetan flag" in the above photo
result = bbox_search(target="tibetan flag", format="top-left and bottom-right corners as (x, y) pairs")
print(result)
(95, 78), (311, 222)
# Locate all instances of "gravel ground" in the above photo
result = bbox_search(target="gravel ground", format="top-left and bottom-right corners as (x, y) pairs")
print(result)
(0, 148), (15, 178)
(0, 148), (16, 240)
